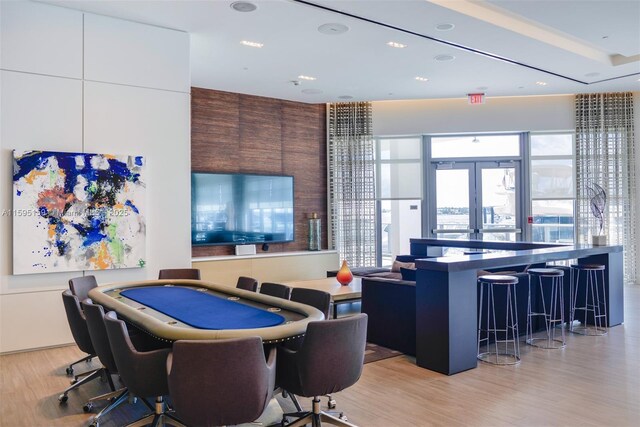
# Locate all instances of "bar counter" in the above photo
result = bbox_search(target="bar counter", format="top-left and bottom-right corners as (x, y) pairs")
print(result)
(410, 238), (624, 375)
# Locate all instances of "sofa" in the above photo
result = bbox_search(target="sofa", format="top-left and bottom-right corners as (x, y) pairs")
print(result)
(361, 277), (417, 355)
(327, 255), (420, 281)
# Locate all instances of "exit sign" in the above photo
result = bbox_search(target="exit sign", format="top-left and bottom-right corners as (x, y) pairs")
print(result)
(468, 93), (485, 105)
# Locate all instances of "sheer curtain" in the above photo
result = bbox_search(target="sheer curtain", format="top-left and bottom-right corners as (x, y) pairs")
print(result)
(575, 92), (636, 285)
(328, 102), (376, 267)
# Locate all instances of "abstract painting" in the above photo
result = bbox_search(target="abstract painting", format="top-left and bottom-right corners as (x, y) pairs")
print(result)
(12, 150), (146, 274)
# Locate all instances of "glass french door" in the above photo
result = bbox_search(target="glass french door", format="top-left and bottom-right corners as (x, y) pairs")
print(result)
(429, 161), (522, 241)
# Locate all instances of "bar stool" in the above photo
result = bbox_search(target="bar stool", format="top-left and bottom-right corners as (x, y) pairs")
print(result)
(569, 264), (607, 336)
(526, 268), (566, 349)
(477, 275), (520, 365)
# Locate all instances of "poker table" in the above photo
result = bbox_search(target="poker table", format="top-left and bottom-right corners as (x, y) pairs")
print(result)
(87, 280), (324, 344)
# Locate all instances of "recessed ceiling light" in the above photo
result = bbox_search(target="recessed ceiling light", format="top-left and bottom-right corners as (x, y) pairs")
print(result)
(318, 23), (349, 35)
(434, 54), (455, 62)
(436, 23), (455, 31)
(338, 95), (353, 100)
(518, 86), (525, 89)
(230, 2), (257, 12)
(302, 89), (323, 94)
(298, 75), (316, 81)
(585, 72), (600, 77)
(240, 40), (263, 48)
(477, 86), (489, 91)
(415, 76), (429, 82)
(387, 41), (407, 48)
(536, 81), (548, 86)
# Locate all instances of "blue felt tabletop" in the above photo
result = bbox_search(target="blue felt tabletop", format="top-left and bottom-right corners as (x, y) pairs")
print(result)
(120, 286), (285, 330)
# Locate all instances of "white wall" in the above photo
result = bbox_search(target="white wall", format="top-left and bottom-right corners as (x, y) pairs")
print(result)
(372, 95), (575, 135)
(372, 92), (640, 285)
(0, 1), (191, 352)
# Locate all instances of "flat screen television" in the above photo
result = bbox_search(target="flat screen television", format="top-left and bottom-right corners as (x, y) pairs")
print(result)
(191, 173), (294, 246)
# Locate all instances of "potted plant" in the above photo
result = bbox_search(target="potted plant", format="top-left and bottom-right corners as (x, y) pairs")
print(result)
(587, 182), (607, 246)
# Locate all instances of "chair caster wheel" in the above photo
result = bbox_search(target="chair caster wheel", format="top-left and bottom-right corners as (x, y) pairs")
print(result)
(339, 413), (347, 422)
(66, 367), (73, 376)
(282, 390), (289, 398)
(83, 403), (94, 413)
(89, 422), (98, 427)
(58, 394), (68, 403)
(70, 379), (78, 385)
(328, 399), (337, 409)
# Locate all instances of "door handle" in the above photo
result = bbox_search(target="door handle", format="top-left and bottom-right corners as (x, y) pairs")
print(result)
(478, 228), (522, 233)
(432, 229), (475, 234)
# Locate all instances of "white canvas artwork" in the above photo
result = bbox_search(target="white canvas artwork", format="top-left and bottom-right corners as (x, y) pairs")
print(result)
(12, 150), (146, 274)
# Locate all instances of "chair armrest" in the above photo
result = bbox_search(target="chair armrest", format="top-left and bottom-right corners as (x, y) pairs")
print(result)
(265, 345), (277, 369)
(166, 352), (173, 376)
(134, 347), (172, 378)
(265, 346), (277, 398)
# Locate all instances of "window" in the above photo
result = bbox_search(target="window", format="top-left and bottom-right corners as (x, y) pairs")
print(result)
(375, 137), (422, 266)
(530, 133), (575, 243)
(431, 135), (520, 158)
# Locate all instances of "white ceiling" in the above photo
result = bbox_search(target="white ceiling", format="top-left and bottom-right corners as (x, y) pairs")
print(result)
(43, 0), (640, 103)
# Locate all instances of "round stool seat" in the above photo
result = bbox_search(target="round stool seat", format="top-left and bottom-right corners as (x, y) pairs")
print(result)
(570, 264), (605, 271)
(478, 275), (519, 285)
(528, 268), (564, 277)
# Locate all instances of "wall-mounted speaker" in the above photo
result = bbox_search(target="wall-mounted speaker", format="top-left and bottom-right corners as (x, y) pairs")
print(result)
(235, 245), (257, 256)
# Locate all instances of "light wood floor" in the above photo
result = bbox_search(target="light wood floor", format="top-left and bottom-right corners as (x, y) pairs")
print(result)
(1, 287), (639, 427)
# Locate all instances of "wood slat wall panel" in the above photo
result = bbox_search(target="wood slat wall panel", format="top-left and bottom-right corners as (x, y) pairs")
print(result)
(191, 88), (240, 173)
(191, 88), (327, 257)
(282, 101), (328, 253)
(239, 95), (283, 173)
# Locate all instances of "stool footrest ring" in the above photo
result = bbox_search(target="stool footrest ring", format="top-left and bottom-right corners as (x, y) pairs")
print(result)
(478, 352), (521, 365)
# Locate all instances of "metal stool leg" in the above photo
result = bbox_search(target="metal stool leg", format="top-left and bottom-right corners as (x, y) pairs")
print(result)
(570, 265), (607, 336)
(490, 284), (499, 364)
(600, 268), (608, 328)
(569, 268), (578, 331)
(527, 270), (565, 349)
(478, 278), (520, 366)
(477, 281), (484, 358)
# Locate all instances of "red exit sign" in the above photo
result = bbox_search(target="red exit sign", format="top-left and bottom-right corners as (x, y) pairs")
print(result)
(468, 93), (485, 105)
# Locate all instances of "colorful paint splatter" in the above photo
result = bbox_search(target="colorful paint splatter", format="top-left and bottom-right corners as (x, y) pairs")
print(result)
(12, 150), (146, 274)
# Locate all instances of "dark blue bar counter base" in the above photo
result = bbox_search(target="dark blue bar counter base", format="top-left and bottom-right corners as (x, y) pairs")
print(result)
(416, 269), (478, 375)
(411, 239), (624, 376)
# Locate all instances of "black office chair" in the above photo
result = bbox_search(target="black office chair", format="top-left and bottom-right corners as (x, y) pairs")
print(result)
(64, 276), (98, 376)
(290, 288), (331, 320)
(82, 299), (130, 427)
(158, 268), (201, 280)
(287, 288), (334, 409)
(69, 275), (98, 307)
(277, 314), (368, 427)
(236, 276), (258, 292)
(58, 290), (102, 403)
(104, 311), (184, 427)
(259, 282), (292, 300)
(167, 337), (276, 427)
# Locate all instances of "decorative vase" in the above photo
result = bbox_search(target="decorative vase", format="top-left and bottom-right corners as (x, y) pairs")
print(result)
(308, 213), (321, 251)
(592, 235), (608, 246)
(336, 260), (353, 286)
